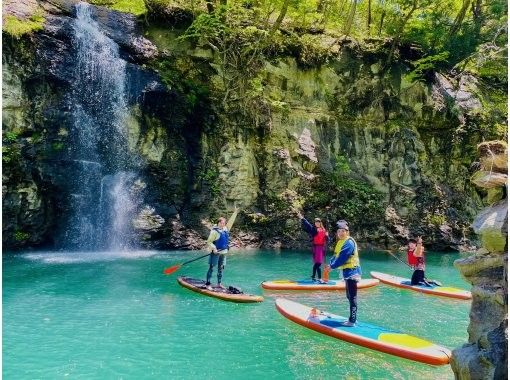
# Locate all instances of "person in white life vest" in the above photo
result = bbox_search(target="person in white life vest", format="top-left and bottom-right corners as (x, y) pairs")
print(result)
(326, 220), (361, 327)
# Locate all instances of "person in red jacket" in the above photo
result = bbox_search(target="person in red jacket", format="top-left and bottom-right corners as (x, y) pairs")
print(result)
(407, 236), (428, 285)
(297, 212), (329, 283)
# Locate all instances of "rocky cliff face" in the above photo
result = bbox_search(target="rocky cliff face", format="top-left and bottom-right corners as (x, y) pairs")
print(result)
(2, 1), (505, 251)
(451, 141), (507, 379)
(2, 0), (198, 249)
(142, 22), (497, 250)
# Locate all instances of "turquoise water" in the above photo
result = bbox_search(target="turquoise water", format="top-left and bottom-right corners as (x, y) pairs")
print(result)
(3, 249), (471, 379)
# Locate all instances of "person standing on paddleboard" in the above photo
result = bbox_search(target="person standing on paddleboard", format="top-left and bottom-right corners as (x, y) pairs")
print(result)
(297, 212), (329, 283)
(205, 206), (239, 291)
(407, 236), (429, 286)
(326, 220), (361, 327)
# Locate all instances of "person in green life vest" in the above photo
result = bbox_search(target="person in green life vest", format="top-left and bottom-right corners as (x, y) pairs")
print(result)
(326, 220), (361, 327)
(205, 205), (239, 291)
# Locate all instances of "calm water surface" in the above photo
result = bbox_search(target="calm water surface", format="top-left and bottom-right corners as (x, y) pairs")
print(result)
(3, 249), (471, 379)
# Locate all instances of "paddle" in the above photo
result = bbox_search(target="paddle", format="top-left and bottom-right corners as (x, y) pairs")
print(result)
(163, 253), (211, 275)
(383, 250), (442, 287)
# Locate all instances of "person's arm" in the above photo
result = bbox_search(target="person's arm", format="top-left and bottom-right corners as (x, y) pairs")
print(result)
(226, 206), (240, 231)
(207, 229), (220, 252)
(301, 218), (317, 236)
(414, 237), (424, 257)
(326, 231), (332, 247)
(329, 239), (355, 269)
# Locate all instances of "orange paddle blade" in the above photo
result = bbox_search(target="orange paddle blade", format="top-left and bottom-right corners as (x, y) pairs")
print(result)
(163, 264), (181, 275)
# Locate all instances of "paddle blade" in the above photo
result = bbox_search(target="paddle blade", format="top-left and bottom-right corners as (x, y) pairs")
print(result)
(163, 264), (181, 275)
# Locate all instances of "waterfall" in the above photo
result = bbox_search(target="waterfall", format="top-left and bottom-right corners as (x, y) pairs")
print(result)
(63, 2), (139, 251)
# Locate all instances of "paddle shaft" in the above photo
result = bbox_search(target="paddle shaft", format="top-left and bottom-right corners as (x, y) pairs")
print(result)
(180, 245), (235, 266)
(180, 252), (211, 266)
(385, 250), (413, 270)
(385, 250), (441, 286)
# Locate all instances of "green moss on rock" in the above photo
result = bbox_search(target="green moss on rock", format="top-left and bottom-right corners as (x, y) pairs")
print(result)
(14, 230), (30, 242)
(3, 14), (44, 38)
(89, 0), (147, 16)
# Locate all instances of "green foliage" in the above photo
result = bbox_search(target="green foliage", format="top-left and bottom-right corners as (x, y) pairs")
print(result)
(4, 131), (19, 142)
(3, 14), (44, 38)
(14, 231), (30, 242)
(2, 131), (22, 166)
(180, 11), (226, 43)
(148, 0), (507, 80)
(198, 166), (221, 196)
(89, 0), (146, 15)
(246, 189), (305, 237)
(111, 0), (146, 15)
(29, 132), (43, 144)
(305, 162), (385, 229)
(296, 34), (333, 67)
(152, 57), (210, 112)
(466, 85), (508, 141)
(407, 52), (450, 82)
(51, 142), (65, 151)
(2, 147), (16, 164)
(425, 213), (446, 226)
(334, 155), (351, 174)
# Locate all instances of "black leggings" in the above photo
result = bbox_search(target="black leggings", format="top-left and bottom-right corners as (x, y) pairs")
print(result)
(346, 279), (358, 323)
(312, 263), (322, 279)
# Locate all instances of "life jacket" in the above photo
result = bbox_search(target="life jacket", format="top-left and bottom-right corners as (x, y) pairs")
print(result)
(407, 248), (425, 269)
(407, 249), (418, 266)
(334, 237), (359, 269)
(313, 228), (327, 245)
(212, 227), (229, 251)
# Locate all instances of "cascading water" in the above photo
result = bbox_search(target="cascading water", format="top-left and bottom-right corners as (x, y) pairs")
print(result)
(63, 2), (140, 251)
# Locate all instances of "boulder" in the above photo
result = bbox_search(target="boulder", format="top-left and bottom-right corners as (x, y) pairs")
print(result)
(478, 140), (508, 173)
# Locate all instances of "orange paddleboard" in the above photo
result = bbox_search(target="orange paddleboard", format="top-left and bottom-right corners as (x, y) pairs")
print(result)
(276, 298), (451, 365)
(261, 278), (379, 291)
(177, 276), (263, 303)
(370, 271), (471, 300)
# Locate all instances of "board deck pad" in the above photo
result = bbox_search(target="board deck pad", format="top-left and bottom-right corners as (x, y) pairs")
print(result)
(275, 298), (451, 365)
(177, 276), (264, 303)
(181, 277), (241, 294)
(261, 278), (379, 291)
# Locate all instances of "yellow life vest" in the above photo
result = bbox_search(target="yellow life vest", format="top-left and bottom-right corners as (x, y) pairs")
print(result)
(334, 237), (359, 269)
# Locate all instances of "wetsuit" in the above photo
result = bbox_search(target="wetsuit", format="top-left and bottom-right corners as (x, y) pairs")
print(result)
(330, 237), (361, 324)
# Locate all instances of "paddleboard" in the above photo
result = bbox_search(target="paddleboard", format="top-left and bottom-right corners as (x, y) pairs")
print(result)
(177, 276), (264, 303)
(261, 278), (379, 291)
(370, 271), (471, 300)
(275, 298), (451, 365)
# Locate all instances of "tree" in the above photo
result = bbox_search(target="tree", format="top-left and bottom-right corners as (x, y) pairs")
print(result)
(343, 0), (358, 35)
(367, 0), (372, 35)
(269, 0), (291, 37)
(385, 0), (420, 67)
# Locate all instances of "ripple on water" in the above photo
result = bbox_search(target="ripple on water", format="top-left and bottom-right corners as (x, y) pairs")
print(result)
(22, 250), (165, 264)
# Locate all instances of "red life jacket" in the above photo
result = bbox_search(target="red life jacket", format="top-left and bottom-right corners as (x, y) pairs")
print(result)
(408, 248), (425, 268)
(407, 248), (418, 266)
(313, 228), (327, 245)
